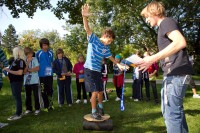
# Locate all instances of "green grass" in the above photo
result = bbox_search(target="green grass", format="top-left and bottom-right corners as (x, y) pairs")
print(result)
(108, 73), (200, 80)
(0, 78), (200, 133)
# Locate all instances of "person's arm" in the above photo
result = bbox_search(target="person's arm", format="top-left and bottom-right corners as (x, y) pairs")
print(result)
(73, 64), (77, 74)
(82, 4), (92, 35)
(3, 67), (23, 75)
(7, 69), (23, 75)
(139, 30), (186, 72)
(109, 56), (129, 71)
(28, 66), (39, 72)
(66, 58), (73, 76)
(0, 49), (8, 68)
(52, 60), (61, 75)
(102, 64), (108, 75)
(153, 30), (186, 62)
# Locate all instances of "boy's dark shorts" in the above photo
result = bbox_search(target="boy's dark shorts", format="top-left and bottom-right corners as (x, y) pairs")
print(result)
(84, 68), (103, 92)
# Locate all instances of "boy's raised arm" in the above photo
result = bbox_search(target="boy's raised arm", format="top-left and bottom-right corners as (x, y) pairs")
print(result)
(82, 4), (92, 36)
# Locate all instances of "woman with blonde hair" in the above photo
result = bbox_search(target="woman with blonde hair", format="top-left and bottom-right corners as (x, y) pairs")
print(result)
(3, 46), (26, 120)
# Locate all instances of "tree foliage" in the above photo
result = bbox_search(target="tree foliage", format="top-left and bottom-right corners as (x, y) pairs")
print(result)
(0, 0), (51, 18)
(1, 0), (200, 73)
(2, 24), (19, 54)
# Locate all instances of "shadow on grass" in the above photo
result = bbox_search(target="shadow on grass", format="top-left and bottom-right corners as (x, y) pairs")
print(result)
(111, 111), (166, 133)
(185, 109), (200, 116)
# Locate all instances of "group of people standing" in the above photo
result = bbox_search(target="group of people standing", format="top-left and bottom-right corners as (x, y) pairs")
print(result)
(0, 1), (198, 132)
(131, 51), (159, 104)
(0, 38), (89, 121)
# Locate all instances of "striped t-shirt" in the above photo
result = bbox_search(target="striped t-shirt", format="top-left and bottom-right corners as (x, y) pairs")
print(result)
(0, 49), (8, 83)
(84, 33), (112, 72)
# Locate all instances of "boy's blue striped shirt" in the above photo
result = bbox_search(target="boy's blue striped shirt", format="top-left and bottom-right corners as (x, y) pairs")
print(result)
(84, 33), (112, 72)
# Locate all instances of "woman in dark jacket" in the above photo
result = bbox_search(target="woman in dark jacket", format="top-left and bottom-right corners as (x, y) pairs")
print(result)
(53, 48), (73, 107)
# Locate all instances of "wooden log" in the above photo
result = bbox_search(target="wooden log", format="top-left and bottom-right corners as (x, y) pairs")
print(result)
(83, 114), (113, 131)
(83, 119), (113, 131)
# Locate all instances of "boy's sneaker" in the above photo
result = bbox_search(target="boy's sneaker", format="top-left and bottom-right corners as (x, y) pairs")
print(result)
(68, 104), (72, 107)
(34, 110), (40, 115)
(193, 94), (200, 98)
(102, 100), (107, 102)
(97, 106), (104, 116)
(83, 99), (87, 104)
(7, 115), (22, 121)
(0, 123), (8, 128)
(75, 99), (81, 104)
(91, 112), (102, 120)
(115, 97), (120, 101)
(134, 99), (139, 102)
(24, 110), (32, 115)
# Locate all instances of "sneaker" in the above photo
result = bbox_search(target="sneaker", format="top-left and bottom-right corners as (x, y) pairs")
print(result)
(68, 104), (72, 107)
(115, 97), (120, 101)
(97, 106), (104, 116)
(34, 110), (40, 115)
(7, 115), (22, 121)
(24, 110), (32, 115)
(83, 99), (87, 104)
(134, 99), (139, 102)
(129, 97), (133, 99)
(102, 100), (107, 102)
(75, 99), (81, 104)
(0, 123), (8, 128)
(193, 94), (200, 98)
(91, 112), (102, 120)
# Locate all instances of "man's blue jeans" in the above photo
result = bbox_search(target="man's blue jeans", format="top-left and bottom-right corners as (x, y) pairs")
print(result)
(10, 82), (23, 116)
(161, 75), (189, 133)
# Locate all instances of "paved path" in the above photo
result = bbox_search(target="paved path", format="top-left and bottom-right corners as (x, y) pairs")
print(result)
(55, 77), (200, 85)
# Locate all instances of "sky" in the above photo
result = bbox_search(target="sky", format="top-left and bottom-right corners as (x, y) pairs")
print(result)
(0, 1), (67, 38)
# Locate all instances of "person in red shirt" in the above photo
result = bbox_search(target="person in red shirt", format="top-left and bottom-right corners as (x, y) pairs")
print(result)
(144, 51), (159, 104)
(73, 54), (88, 104)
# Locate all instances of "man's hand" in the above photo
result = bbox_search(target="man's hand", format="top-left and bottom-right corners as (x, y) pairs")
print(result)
(82, 4), (90, 17)
(137, 55), (155, 73)
(117, 63), (129, 71)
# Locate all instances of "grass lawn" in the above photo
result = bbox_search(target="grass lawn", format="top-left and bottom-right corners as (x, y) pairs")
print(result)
(0, 78), (200, 133)
(108, 73), (200, 80)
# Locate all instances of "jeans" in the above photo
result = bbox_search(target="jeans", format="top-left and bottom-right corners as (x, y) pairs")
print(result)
(161, 75), (189, 133)
(57, 77), (72, 105)
(10, 82), (23, 116)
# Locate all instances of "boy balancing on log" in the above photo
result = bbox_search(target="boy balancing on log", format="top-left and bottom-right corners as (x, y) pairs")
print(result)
(82, 4), (128, 120)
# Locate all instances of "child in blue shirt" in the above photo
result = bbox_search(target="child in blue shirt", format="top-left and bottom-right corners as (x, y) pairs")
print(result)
(82, 4), (128, 120)
(36, 38), (54, 111)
